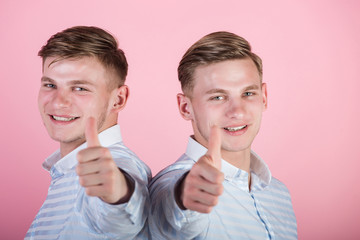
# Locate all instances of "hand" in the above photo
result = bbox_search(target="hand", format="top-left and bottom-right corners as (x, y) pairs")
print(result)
(178, 126), (224, 213)
(76, 117), (131, 204)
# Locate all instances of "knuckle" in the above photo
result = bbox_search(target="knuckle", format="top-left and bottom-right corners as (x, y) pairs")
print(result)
(191, 163), (202, 173)
(214, 172), (224, 183)
(85, 188), (94, 196)
(76, 151), (84, 160)
(183, 198), (191, 209)
(199, 206), (210, 213)
(203, 206), (212, 213)
(75, 166), (81, 175)
(203, 155), (212, 163)
(215, 184), (224, 195)
(78, 177), (85, 186)
(219, 172), (225, 181)
(209, 196), (219, 206)
(100, 147), (110, 156)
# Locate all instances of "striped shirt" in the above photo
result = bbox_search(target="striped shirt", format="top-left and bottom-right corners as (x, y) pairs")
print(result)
(25, 125), (151, 240)
(149, 137), (297, 240)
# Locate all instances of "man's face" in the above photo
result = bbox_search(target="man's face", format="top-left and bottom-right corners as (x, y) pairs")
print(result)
(38, 56), (118, 153)
(182, 58), (267, 155)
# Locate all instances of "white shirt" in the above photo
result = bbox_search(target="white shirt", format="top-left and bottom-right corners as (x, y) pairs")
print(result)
(149, 137), (297, 240)
(26, 125), (151, 240)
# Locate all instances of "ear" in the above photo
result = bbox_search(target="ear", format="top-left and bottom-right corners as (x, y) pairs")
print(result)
(111, 85), (129, 113)
(177, 93), (193, 121)
(261, 82), (268, 110)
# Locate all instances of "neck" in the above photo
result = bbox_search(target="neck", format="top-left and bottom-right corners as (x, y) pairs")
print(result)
(58, 121), (117, 158)
(60, 139), (85, 158)
(221, 148), (251, 173)
(222, 149), (252, 190)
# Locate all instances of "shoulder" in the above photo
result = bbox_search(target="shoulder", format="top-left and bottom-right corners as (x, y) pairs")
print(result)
(265, 177), (293, 201)
(149, 153), (195, 188)
(270, 177), (289, 189)
(108, 142), (152, 182)
(156, 153), (195, 177)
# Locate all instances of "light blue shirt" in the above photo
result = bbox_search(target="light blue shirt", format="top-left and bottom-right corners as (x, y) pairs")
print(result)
(25, 125), (151, 240)
(149, 137), (297, 240)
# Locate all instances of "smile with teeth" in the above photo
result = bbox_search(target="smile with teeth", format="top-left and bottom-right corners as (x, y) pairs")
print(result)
(51, 115), (78, 122)
(224, 125), (247, 132)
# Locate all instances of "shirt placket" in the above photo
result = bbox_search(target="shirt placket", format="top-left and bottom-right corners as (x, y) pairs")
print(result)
(250, 192), (274, 240)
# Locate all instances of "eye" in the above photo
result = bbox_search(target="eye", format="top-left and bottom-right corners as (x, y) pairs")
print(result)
(210, 95), (224, 101)
(43, 83), (56, 89)
(73, 87), (88, 92)
(244, 92), (254, 97)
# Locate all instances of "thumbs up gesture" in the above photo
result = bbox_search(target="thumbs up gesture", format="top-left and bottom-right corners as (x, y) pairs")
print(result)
(76, 117), (131, 204)
(177, 126), (224, 213)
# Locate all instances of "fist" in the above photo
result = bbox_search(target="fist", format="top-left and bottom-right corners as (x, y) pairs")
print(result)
(179, 126), (224, 213)
(76, 117), (131, 204)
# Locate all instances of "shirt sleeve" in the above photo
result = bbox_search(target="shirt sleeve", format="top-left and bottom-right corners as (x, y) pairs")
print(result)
(149, 166), (210, 239)
(78, 146), (150, 239)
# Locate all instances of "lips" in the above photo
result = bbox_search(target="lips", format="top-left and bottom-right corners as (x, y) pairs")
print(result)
(224, 125), (247, 132)
(50, 115), (79, 122)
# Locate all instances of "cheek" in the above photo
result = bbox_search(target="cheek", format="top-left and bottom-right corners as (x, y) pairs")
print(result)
(83, 96), (110, 115)
(195, 105), (220, 126)
(248, 99), (264, 112)
(251, 106), (264, 126)
(75, 94), (97, 106)
(37, 92), (50, 109)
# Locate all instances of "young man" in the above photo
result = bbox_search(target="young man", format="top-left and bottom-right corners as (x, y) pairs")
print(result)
(149, 32), (297, 239)
(26, 26), (151, 239)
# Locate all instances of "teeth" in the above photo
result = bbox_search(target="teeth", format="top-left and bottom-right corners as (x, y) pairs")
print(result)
(224, 125), (247, 132)
(52, 115), (77, 121)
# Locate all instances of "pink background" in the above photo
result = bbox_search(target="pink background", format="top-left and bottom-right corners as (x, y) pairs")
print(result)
(1, 0), (359, 239)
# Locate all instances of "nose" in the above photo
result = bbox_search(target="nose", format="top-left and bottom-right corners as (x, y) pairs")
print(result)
(225, 99), (246, 119)
(53, 90), (71, 108)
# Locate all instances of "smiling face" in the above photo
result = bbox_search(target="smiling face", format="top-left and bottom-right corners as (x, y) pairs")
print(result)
(38, 56), (126, 156)
(178, 58), (267, 165)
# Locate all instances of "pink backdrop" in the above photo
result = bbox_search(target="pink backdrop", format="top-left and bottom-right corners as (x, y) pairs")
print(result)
(1, 0), (359, 239)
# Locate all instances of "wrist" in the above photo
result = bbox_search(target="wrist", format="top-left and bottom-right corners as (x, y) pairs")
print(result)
(105, 169), (135, 205)
(174, 171), (189, 210)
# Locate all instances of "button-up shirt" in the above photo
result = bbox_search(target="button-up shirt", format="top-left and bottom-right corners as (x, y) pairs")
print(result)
(26, 125), (151, 240)
(149, 137), (297, 240)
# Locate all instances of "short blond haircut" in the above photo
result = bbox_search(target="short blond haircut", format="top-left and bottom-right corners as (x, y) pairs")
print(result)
(178, 31), (263, 96)
(39, 26), (128, 89)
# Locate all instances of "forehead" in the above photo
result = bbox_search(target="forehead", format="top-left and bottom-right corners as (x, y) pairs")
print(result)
(42, 56), (108, 82)
(192, 58), (261, 93)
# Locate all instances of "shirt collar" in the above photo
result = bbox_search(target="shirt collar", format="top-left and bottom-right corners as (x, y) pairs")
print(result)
(42, 124), (123, 178)
(185, 136), (272, 191)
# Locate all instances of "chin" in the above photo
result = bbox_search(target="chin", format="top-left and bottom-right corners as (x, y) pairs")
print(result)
(222, 143), (251, 153)
(48, 132), (81, 144)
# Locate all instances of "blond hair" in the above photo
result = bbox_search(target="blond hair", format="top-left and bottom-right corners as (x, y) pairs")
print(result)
(39, 26), (128, 89)
(178, 31), (262, 96)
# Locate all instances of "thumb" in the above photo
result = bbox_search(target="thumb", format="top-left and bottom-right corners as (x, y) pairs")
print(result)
(205, 125), (222, 170)
(85, 117), (101, 147)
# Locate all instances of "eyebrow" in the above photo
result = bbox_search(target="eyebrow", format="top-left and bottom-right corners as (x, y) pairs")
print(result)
(41, 76), (54, 82)
(68, 80), (95, 86)
(205, 84), (260, 95)
(243, 84), (260, 91)
(205, 88), (228, 95)
(40, 77), (95, 86)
